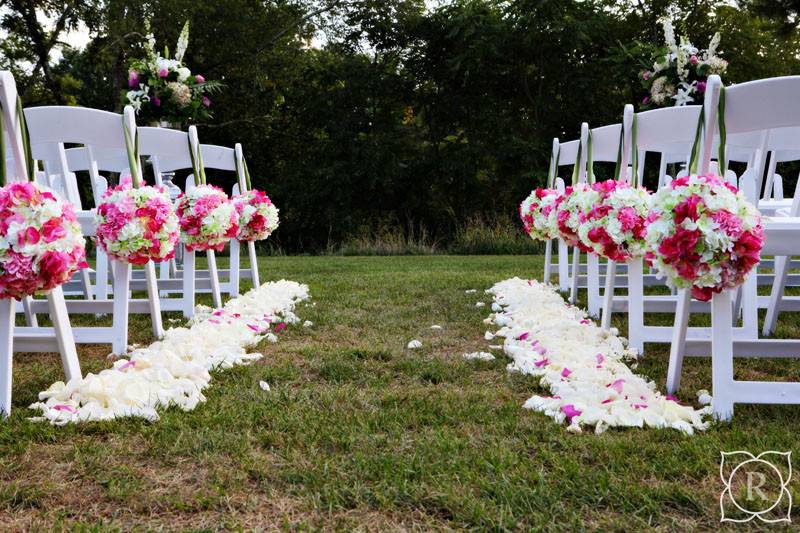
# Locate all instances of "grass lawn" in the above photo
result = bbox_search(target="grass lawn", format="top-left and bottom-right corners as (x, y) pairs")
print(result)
(1, 255), (799, 531)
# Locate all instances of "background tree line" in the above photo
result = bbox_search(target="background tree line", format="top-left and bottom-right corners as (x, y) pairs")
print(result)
(2, 0), (799, 253)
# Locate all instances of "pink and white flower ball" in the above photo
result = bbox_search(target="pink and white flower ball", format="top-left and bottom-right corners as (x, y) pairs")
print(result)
(553, 183), (600, 252)
(577, 180), (651, 262)
(519, 188), (559, 242)
(95, 179), (180, 265)
(232, 189), (280, 242)
(645, 174), (764, 301)
(176, 185), (239, 252)
(0, 182), (87, 300)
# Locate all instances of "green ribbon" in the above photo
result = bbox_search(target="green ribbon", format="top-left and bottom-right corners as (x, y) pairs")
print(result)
(613, 127), (623, 182)
(15, 97), (35, 182)
(688, 85), (727, 176)
(717, 86), (727, 176)
(234, 153), (253, 191)
(0, 106), (5, 186)
(570, 139), (583, 186)
(188, 137), (207, 185)
(546, 146), (560, 189)
(122, 116), (142, 188)
(586, 131), (595, 185)
(630, 115), (639, 188)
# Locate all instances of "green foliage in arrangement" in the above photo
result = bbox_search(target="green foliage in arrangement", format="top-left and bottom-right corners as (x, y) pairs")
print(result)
(2, 0), (800, 253)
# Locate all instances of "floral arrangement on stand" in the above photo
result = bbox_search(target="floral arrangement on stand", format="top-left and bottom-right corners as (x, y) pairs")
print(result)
(233, 189), (280, 242)
(123, 21), (222, 126)
(519, 188), (560, 242)
(577, 180), (651, 262)
(176, 185), (239, 252)
(645, 174), (763, 301)
(639, 19), (728, 108)
(0, 182), (87, 299)
(95, 178), (180, 265)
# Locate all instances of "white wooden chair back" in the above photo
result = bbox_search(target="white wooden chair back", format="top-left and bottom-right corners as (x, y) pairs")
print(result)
(24, 106), (131, 208)
(138, 126), (193, 184)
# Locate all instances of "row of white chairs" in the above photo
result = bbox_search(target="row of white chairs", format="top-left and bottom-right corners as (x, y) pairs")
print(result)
(538, 74), (800, 420)
(0, 70), (267, 417)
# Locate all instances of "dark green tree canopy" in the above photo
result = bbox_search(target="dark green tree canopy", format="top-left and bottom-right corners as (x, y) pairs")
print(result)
(2, 0), (799, 252)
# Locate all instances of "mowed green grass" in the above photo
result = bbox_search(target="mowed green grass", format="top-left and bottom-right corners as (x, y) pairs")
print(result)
(0, 255), (799, 531)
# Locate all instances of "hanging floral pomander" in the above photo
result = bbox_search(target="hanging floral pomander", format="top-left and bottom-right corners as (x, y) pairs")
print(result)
(95, 178), (180, 265)
(519, 188), (559, 241)
(554, 183), (599, 252)
(577, 180), (651, 262)
(176, 185), (238, 252)
(645, 174), (763, 301)
(0, 182), (87, 300)
(232, 189), (279, 242)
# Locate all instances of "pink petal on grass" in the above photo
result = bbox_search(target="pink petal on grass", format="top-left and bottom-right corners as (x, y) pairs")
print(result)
(601, 399), (613, 404)
(595, 354), (605, 365)
(274, 322), (287, 333)
(53, 404), (76, 413)
(517, 332), (529, 341)
(633, 403), (648, 409)
(532, 345), (547, 355)
(561, 404), (582, 423)
(118, 360), (136, 371)
(534, 358), (549, 368)
(561, 368), (571, 378)
(247, 324), (260, 332)
(580, 319), (589, 325)
(607, 379), (625, 394)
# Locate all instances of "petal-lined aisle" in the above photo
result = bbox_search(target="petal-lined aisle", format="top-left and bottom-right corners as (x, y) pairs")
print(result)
(30, 280), (309, 425)
(485, 278), (711, 434)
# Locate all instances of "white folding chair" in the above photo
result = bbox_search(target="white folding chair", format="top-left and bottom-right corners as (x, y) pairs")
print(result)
(136, 125), (224, 317)
(666, 75), (800, 419)
(23, 105), (164, 354)
(0, 71), (81, 417)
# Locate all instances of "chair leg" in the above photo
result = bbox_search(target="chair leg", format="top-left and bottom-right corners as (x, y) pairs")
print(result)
(711, 290), (735, 421)
(543, 239), (552, 284)
(627, 257), (644, 353)
(80, 268), (94, 300)
(248, 241), (260, 288)
(182, 248), (195, 319)
(587, 253), (600, 317)
(0, 298), (14, 418)
(764, 255), (790, 336)
(229, 239), (241, 297)
(21, 296), (37, 327)
(666, 289), (691, 394)
(111, 260), (130, 355)
(47, 286), (81, 382)
(557, 239), (569, 292)
(600, 260), (617, 330)
(159, 260), (170, 298)
(96, 250), (109, 301)
(569, 248), (580, 304)
(207, 250), (223, 309)
(144, 261), (164, 339)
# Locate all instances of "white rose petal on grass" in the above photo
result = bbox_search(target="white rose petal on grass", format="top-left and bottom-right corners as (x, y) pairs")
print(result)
(697, 390), (712, 405)
(484, 331), (495, 340)
(465, 289), (477, 294)
(475, 302), (486, 308)
(430, 325), (443, 330)
(28, 280), (311, 425)
(407, 340), (422, 349)
(259, 381), (271, 392)
(491, 303), (502, 312)
(463, 352), (495, 361)
(303, 320), (313, 328)
(489, 344), (503, 350)
(486, 277), (711, 435)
